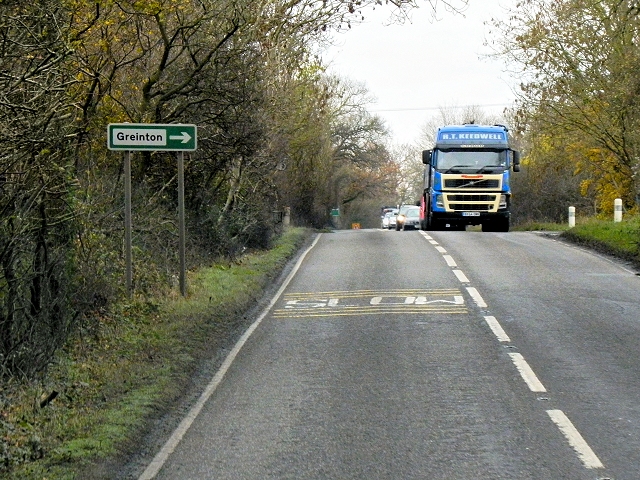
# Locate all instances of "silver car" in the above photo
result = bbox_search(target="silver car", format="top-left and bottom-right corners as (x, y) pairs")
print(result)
(387, 211), (399, 230)
(381, 210), (398, 229)
(397, 206), (420, 230)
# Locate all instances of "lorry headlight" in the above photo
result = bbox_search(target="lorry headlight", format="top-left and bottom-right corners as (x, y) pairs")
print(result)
(499, 194), (507, 208)
(436, 195), (444, 208)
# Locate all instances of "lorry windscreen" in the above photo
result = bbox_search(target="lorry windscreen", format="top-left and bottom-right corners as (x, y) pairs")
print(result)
(434, 148), (507, 172)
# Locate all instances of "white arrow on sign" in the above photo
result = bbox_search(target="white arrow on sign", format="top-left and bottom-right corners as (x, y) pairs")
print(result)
(169, 131), (192, 144)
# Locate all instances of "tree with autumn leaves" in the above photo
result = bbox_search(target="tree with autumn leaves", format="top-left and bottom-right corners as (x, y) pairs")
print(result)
(491, 0), (640, 219)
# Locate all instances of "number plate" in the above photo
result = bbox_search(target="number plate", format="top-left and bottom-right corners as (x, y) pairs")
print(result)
(462, 212), (481, 217)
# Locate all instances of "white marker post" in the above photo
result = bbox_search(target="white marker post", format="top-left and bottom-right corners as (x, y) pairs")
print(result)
(568, 206), (575, 228)
(614, 198), (623, 222)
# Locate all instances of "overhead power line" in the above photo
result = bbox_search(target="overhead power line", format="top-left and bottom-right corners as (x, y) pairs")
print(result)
(370, 103), (513, 113)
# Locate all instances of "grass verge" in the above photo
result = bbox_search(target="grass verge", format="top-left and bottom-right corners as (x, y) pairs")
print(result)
(514, 216), (640, 267)
(1, 227), (313, 479)
(561, 216), (640, 266)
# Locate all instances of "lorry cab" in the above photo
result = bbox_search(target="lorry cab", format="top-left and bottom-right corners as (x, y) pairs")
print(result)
(421, 124), (520, 232)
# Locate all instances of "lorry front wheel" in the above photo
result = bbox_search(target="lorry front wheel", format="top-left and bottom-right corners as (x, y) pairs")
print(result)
(426, 214), (440, 231)
(497, 218), (510, 232)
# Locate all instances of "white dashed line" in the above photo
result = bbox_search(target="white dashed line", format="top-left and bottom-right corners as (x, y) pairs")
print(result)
(421, 230), (604, 472)
(453, 269), (470, 283)
(484, 315), (511, 342)
(508, 352), (547, 392)
(443, 255), (457, 267)
(466, 287), (487, 308)
(547, 410), (604, 469)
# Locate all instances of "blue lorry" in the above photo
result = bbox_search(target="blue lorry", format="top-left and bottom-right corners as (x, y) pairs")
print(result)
(420, 124), (520, 232)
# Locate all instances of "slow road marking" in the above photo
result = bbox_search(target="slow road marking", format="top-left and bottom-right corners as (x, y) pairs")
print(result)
(273, 289), (468, 318)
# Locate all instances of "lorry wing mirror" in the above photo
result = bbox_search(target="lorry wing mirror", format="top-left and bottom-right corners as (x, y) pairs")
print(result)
(422, 150), (432, 165)
(512, 150), (521, 172)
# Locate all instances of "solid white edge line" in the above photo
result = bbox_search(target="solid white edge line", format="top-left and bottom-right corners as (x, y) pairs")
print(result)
(546, 409), (604, 469)
(508, 352), (547, 392)
(453, 269), (470, 283)
(138, 233), (323, 480)
(484, 315), (511, 342)
(465, 286), (486, 307)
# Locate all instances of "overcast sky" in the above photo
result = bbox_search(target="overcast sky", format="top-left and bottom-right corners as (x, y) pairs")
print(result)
(322, 0), (517, 146)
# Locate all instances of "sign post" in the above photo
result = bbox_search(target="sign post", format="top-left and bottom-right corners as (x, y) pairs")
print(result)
(108, 123), (197, 297)
(177, 151), (186, 297)
(124, 151), (133, 296)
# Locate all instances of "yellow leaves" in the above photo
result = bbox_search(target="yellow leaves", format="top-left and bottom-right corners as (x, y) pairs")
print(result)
(131, 0), (163, 16)
(524, 126), (637, 215)
(580, 178), (593, 197)
(573, 146), (633, 214)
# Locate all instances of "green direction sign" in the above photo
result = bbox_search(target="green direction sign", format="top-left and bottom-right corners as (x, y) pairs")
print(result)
(108, 123), (197, 151)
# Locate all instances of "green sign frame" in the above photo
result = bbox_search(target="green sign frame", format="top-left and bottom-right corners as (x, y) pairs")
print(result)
(108, 123), (197, 151)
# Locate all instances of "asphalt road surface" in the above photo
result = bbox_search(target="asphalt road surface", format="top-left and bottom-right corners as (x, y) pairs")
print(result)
(135, 228), (640, 479)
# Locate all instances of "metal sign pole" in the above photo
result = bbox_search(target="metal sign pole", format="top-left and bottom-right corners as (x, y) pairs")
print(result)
(124, 151), (133, 297)
(177, 151), (187, 297)
(108, 123), (197, 298)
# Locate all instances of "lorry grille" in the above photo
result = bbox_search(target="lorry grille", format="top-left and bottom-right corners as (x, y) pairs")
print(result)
(444, 193), (500, 212)
(449, 204), (493, 211)
(445, 179), (500, 188)
(447, 194), (495, 202)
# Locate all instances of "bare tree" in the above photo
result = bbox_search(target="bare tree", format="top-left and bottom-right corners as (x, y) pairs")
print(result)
(417, 104), (510, 148)
(0, 1), (79, 376)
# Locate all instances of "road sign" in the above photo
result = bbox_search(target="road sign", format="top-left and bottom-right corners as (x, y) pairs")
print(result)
(108, 123), (197, 151)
